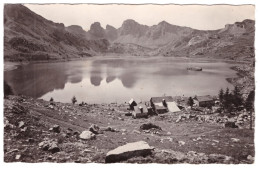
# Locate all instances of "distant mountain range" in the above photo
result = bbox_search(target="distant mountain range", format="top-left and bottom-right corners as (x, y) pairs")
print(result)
(4, 4), (255, 61)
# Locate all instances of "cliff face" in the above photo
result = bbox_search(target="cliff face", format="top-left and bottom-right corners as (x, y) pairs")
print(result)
(4, 4), (255, 61)
(4, 4), (110, 61)
(86, 18), (254, 61)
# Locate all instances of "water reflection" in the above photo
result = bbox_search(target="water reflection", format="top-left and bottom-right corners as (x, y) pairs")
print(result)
(4, 57), (238, 103)
(4, 63), (68, 98)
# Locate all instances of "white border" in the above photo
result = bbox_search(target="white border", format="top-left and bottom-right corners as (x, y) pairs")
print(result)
(0, 1), (258, 169)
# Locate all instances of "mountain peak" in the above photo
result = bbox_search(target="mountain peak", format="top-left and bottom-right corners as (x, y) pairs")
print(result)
(158, 20), (170, 25)
(106, 24), (116, 30)
(89, 22), (105, 38)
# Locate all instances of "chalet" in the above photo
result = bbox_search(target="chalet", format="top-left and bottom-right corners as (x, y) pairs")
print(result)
(150, 96), (180, 114)
(193, 95), (214, 107)
(128, 98), (137, 110)
(132, 104), (148, 118)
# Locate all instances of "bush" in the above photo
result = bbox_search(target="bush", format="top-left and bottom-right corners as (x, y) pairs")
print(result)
(71, 96), (77, 105)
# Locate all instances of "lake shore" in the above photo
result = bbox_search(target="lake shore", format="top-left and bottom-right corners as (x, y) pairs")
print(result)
(4, 56), (254, 102)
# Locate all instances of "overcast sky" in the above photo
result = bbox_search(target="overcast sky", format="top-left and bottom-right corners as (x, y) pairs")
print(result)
(24, 4), (255, 31)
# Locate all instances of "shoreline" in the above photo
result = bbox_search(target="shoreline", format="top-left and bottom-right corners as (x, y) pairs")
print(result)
(4, 56), (254, 103)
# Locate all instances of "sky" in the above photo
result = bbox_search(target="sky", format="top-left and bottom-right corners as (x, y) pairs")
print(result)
(24, 4), (255, 31)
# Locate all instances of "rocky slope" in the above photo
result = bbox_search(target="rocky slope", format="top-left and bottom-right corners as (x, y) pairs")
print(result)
(3, 70), (254, 162)
(4, 4), (110, 61)
(4, 4), (255, 61)
(4, 95), (254, 163)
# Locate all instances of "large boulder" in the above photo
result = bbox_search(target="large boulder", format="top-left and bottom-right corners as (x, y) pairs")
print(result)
(79, 131), (95, 140)
(105, 141), (153, 163)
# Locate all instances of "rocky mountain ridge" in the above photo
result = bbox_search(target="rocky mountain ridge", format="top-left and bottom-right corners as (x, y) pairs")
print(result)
(4, 4), (255, 61)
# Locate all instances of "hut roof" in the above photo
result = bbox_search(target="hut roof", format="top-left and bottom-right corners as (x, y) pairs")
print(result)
(150, 96), (174, 103)
(134, 104), (148, 114)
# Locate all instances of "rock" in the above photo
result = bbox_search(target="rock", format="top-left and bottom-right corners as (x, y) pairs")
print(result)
(125, 112), (132, 116)
(21, 127), (27, 132)
(132, 130), (141, 134)
(231, 138), (240, 143)
(105, 141), (153, 163)
(83, 149), (93, 153)
(224, 122), (238, 128)
(15, 154), (21, 160)
(27, 138), (34, 143)
(178, 141), (185, 146)
(48, 142), (60, 153)
(121, 129), (127, 132)
(197, 137), (202, 141)
(208, 154), (233, 163)
(247, 155), (254, 161)
(89, 124), (103, 134)
(167, 132), (171, 135)
(212, 140), (219, 143)
(6, 149), (19, 154)
(48, 105), (54, 109)
(12, 104), (27, 114)
(18, 121), (25, 128)
(52, 125), (61, 133)
(140, 123), (162, 130)
(73, 131), (79, 135)
(101, 126), (117, 132)
(39, 141), (50, 151)
(79, 131), (95, 140)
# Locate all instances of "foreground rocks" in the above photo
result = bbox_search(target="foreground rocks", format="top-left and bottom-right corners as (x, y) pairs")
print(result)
(4, 95), (255, 163)
(38, 140), (60, 153)
(105, 141), (153, 163)
(79, 131), (96, 140)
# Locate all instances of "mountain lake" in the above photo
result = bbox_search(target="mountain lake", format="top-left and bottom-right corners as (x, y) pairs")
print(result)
(4, 56), (239, 103)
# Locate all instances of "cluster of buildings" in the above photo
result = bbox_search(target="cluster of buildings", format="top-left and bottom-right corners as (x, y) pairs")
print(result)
(128, 95), (216, 118)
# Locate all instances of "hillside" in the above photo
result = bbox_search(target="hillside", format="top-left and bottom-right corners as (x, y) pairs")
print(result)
(4, 95), (254, 163)
(4, 4), (110, 61)
(4, 4), (255, 61)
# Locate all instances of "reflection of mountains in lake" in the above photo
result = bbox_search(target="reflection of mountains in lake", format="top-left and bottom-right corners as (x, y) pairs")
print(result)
(4, 58), (236, 103)
(4, 59), (141, 98)
(90, 59), (138, 88)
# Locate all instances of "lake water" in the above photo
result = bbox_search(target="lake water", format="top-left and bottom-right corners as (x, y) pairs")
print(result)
(4, 57), (238, 103)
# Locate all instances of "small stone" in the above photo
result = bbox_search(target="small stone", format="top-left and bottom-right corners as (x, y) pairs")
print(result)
(83, 149), (92, 153)
(79, 131), (95, 140)
(167, 132), (171, 135)
(48, 142), (60, 153)
(212, 140), (219, 143)
(18, 121), (25, 128)
(21, 127), (27, 132)
(52, 125), (61, 133)
(133, 130), (141, 134)
(121, 129), (127, 132)
(15, 154), (21, 160)
(247, 155), (254, 161)
(89, 124), (102, 134)
(178, 141), (185, 146)
(48, 105), (54, 109)
(231, 138), (240, 143)
(196, 137), (202, 141)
